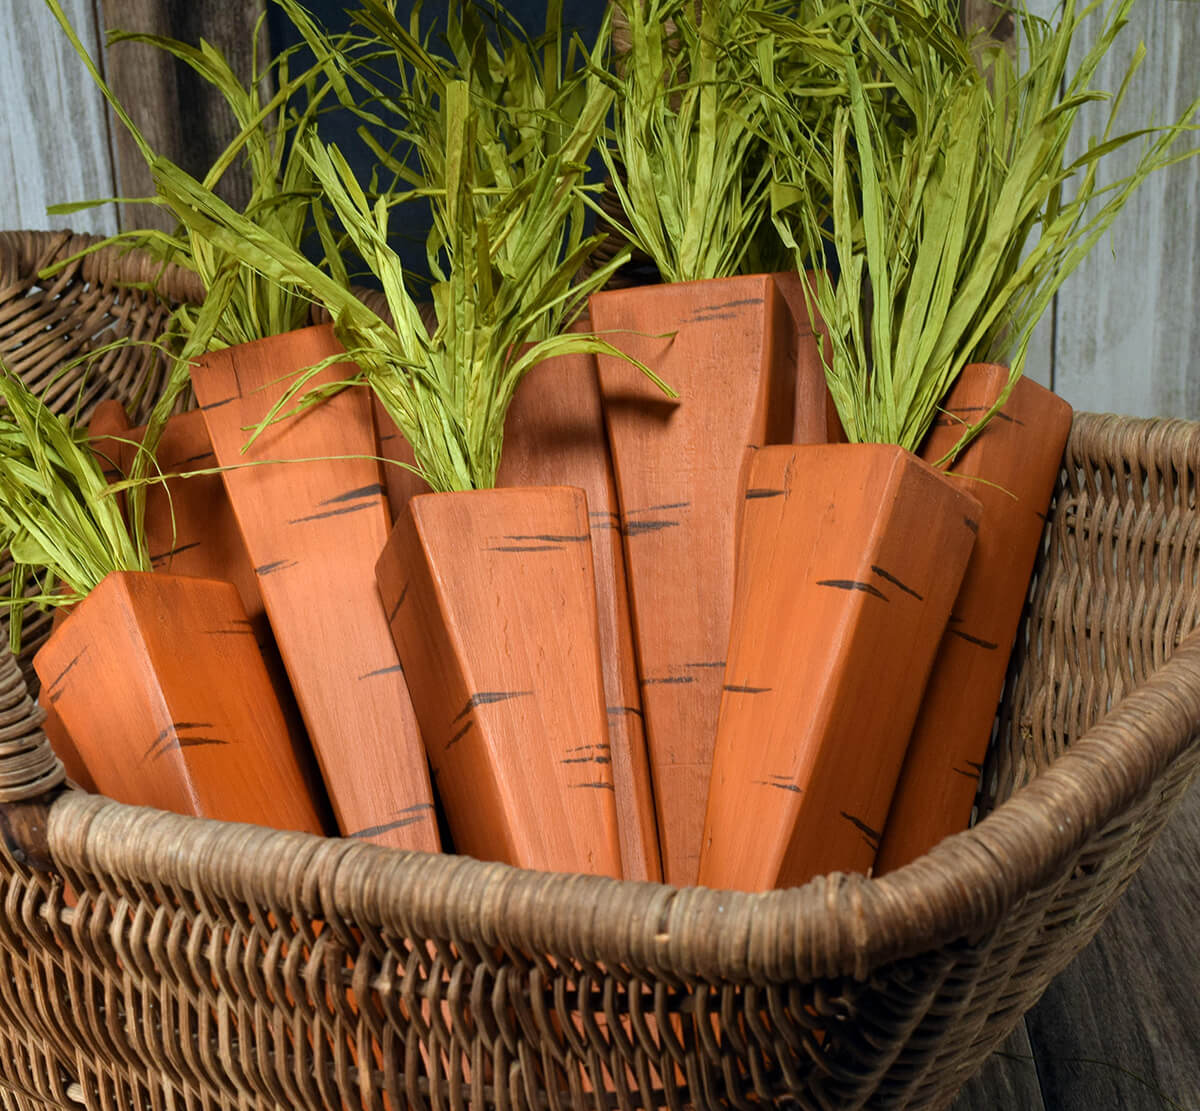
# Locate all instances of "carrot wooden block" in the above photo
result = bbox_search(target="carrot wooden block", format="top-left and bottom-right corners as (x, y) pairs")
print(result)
(495, 342), (661, 883)
(768, 270), (843, 445)
(590, 275), (795, 886)
(37, 607), (97, 792)
(190, 324), (439, 853)
(376, 486), (623, 878)
(874, 367), (1073, 874)
(698, 443), (979, 892)
(33, 572), (324, 833)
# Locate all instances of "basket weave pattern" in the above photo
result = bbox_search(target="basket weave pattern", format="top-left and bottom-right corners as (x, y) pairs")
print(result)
(0, 231), (1198, 1110)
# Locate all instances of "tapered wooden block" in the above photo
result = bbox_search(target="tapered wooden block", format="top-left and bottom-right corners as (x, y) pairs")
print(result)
(38, 605), (96, 793)
(376, 486), (623, 877)
(698, 444), (979, 892)
(190, 324), (438, 853)
(874, 367), (1073, 873)
(590, 275), (795, 885)
(33, 572), (324, 833)
(769, 270), (844, 444)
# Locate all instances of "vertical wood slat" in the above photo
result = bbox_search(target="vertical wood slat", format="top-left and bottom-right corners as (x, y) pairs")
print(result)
(99, 0), (268, 232)
(1050, 0), (1200, 419)
(0, 0), (117, 236)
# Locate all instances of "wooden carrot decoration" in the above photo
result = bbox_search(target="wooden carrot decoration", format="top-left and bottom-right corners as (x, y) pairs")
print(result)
(190, 324), (439, 853)
(35, 572), (324, 832)
(589, 274), (795, 885)
(698, 443), (979, 891)
(874, 366), (1072, 873)
(377, 486), (622, 876)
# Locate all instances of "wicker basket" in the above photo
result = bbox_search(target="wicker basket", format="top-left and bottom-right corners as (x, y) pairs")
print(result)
(0, 228), (1199, 1111)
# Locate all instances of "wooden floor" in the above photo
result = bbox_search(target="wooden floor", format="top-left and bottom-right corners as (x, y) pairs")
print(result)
(952, 778), (1200, 1111)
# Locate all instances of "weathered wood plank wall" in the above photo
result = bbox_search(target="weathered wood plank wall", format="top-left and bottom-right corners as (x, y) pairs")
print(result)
(1, 2), (1199, 1109)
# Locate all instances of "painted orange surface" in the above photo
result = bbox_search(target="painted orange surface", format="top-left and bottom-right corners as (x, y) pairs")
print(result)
(769, 270), (844, 444)
(874, 367), (1073, 873)
(589, 275), (795, 886)
(377, 486), (622, 877)
(699, 443), (978, 891)
(190, 325), (438, 853)
(33, 572), (324, 834)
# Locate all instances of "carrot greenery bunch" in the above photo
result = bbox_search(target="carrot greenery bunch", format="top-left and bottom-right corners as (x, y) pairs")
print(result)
(145, 1), (669, 494)
(771, 0), (1199, 455)
(0, 366), (147, 650)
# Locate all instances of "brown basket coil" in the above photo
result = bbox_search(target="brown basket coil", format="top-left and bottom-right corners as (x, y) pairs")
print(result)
(0, 229), (1199, 1110)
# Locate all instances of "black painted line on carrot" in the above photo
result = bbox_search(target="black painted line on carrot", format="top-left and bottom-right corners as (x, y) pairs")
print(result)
(255, 559), (297, 576)
(378, 431), (397, 443)
(696, 297), (764, 312)
(504, 533), (589, 543)
(144, 721), (217, 762)
(488, 544), (565, 552)
(629, 501), (690, 514)
(288, 502), (375, 525)
(445, 720), (475, 749)
(964, 517), (980, 534)
(1038, 510), (1054, 524)
(951, 766), (979, 780)
(950, 629), (999, 650)
(965, 760), (984, 773)
(623, 520), (679, 537)
(199, 396), (236, 412)
(745, 488), (785, 500)
(640, 676), (694, 686)
(606, 705), (644, 719)
(561, 755), (612, 765)
(46, 645), (88, 692)
(816, 580), (889, 601)
(172, 737), (231, 751)
(840, 811), (881, 846)
(589, 511), (620, 520)
(150, 541), (203, 563)
(452, 691), (533, 722)
(387, 582), (409, 624)
(173, 450), (216, 467)
(755, 780), (802, 793)
(359, 664), (405, 679)
(590, 520), (621, 532)
(870, 565), (924, 601)
(687, 661), (726, 669)
(571, 781), (616, 791)
(320, 483), (386, 506)
(567, 743), (611, 753)
(202, 627), (256, 636)
(724, 685), (772, 694)
(348, 813), (431, 839)
(688, 312), (738, 323)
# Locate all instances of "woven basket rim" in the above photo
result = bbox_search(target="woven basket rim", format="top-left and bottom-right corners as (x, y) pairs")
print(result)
(8, 229), (1200, 986)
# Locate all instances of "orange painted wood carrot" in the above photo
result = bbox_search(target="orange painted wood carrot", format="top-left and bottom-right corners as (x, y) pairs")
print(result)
(874, 367), (1073, 874)
(769, 270), (843, 445)
(589, 274), (795, 886)
(495, 342), (661, 883)
(376, 486), (622, 877)
(38, 609), (96, 793)
(190, 324), (438, 853)
(698, 443), (979, 892)
(33, 572), (324, 833)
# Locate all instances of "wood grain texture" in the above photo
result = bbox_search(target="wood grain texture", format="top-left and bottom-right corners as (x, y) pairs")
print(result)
(1049, 0), (1200, 419)
(33, 572), (324, 834)
(698, 443), (978, 891)
(1019, 779), (1200, 1111)
(589, 275), (796, 886)
(190, 325), (438, 853)
(875, 367), (1073, 874)
(0, 0), (118, 235)
(950, 1021), (1046, 1111)
(99, 0), (267, 231)
(377, 486), (623, 878)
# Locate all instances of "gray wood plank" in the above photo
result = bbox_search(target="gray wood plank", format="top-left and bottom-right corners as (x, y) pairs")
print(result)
(99, 0), (268, 231)
(1022, 778), (1200, 1110)
(950, 1020), (1047, 1111)
(1050, 0), (1200, 418)
(0, 0), (118, 235)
